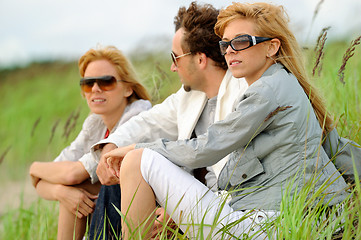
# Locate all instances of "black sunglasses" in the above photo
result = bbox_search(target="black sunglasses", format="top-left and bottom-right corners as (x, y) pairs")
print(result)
(79, 75), (122, 93)
(219, 34), (272, 55)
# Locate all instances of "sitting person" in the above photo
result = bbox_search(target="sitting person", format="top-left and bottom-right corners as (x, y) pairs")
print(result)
(90, 2), (249, 239)
(103, 2), (359, 239)
(29, 45), (151, 240)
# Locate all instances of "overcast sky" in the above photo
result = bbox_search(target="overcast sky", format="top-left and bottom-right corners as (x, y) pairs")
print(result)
(1, 0), (360, 68)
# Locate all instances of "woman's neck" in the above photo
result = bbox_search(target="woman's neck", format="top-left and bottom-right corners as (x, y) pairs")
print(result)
(245, 61), (274, 86)
(102, 102), (128, 132)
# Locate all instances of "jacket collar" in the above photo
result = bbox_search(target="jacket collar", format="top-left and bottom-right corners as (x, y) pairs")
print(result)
(215, 70), (248, 121)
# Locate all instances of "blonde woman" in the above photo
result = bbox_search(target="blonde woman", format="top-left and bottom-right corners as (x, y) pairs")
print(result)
(29, 46), (151, 240)
(103, 3), (357, 239)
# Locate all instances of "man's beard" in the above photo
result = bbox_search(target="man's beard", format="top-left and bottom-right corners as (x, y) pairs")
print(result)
(183, 85), (191, 92)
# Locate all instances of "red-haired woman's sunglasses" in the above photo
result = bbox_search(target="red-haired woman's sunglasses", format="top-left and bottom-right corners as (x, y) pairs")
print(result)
(79, 75), (123, 93)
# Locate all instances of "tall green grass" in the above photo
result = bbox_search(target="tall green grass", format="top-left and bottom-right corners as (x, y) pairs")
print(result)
(106, 167), (361, 239)
(0, 36), (360, 239)
(0, 197), (58, 239)
(306, 39), (361, 143)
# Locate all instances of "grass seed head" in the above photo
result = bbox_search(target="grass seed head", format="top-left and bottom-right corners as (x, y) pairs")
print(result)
(338, 35), (361, 85)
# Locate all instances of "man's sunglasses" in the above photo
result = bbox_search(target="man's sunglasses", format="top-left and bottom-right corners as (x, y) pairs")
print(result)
(219, 34), (272, 56)
(79, 75), (123, 93)
(171, 51), (192, 67)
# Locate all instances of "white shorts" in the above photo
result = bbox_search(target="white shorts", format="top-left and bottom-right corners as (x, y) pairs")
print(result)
(140, 148), (277, 239)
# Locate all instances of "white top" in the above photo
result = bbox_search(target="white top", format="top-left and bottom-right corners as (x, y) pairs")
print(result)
(54, 99), (152, 183)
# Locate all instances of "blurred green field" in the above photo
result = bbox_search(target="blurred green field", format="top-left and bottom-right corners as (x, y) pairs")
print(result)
(0, 51), (181, 182)
(0, 38), (360, 239)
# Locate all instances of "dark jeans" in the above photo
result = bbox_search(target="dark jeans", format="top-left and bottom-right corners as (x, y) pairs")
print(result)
(88, 185), (121, 240)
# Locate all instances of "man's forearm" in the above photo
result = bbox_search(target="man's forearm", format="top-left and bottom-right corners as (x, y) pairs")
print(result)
(96, 143), (119, 185)
(100, 143), (117, 157)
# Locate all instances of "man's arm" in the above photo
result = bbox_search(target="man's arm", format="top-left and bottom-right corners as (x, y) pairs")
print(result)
(135, 88), (275, 169)
(29, 161), (90, 187)
(91, 90), (182, 154)
(93, 90), (184, 184)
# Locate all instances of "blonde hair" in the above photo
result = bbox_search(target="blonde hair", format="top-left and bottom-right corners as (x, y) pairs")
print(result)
(78, 45), (150, 103)
(215, 2), (333, 132)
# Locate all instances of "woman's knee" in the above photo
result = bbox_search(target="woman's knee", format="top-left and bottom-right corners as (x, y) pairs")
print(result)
(120, 148), (144, 177)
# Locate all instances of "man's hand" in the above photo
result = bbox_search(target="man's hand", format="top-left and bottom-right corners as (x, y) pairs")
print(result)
(56, 184), (98, 218)
(96, 143), (119, 185)
(150, 207), (177, 239)
(104, 144), (136, 178)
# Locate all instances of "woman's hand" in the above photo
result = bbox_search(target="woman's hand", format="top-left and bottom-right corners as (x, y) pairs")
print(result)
(104, 144), (136, 179)
(150, 207), (177, 239)
(56, 184), (98, 218)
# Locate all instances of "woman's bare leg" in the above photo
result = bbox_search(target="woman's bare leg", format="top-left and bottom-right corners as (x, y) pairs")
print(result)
(57, 203), (87, 240)
(120, 148), (157, 239)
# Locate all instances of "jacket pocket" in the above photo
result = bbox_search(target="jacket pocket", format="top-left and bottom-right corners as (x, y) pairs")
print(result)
(218, 148), (265, 189)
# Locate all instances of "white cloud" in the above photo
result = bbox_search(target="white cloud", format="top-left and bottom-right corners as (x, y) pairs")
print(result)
(0, 37), (29, 67)
(0, 0), (360, 67)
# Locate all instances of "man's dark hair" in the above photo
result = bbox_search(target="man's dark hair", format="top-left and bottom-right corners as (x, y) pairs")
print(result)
(174, 2), (227, 70)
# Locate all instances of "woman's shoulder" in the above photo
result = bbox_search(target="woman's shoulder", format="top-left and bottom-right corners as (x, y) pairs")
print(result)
(125, 99), (152, 117)
(115, 99), (152, 128)
(128, 99), (152, 111)
(259, 64), (295, 86)
(249, 64), (299, 100)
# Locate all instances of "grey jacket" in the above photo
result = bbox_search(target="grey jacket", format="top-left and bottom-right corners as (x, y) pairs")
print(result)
(323, 128), (361, 184)
(137, 64), (353, 210)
